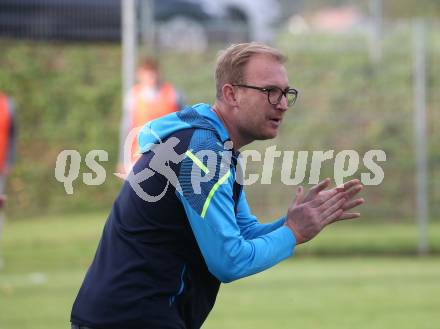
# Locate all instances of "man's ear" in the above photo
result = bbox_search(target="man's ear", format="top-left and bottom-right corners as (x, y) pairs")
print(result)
(221, 84), (239, 107)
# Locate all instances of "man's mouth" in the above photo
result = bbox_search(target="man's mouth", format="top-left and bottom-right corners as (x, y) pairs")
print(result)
(269, 118), (282, 124)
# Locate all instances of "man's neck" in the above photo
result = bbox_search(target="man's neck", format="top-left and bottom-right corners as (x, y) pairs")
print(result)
(212, 101), (250, 150)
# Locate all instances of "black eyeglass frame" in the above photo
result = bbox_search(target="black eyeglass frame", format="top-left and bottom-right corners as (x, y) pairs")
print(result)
(231, 84), (299, 107)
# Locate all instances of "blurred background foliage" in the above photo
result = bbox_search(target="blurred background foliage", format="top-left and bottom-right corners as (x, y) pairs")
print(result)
(0, 2), (439, 328)
(287, 0), (440, 19)
(0, 0), (439, 223)
(0, 20), (439, 221)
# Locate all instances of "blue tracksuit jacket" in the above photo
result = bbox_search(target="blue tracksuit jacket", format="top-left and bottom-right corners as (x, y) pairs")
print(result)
(71, 103), (296, 329)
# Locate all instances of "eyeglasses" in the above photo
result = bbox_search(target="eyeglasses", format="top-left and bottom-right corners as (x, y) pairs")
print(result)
(232, 84), (298, 107)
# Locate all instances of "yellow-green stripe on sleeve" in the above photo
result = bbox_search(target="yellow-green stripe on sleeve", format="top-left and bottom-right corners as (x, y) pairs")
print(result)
(201, 171), (231, 218)
(185, 150), (210, 174)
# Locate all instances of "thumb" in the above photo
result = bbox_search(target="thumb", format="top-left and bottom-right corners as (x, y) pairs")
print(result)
(294, 186), (304, 205)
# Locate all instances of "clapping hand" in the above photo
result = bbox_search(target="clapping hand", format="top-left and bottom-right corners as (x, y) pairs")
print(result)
(284, 178), (364, 244)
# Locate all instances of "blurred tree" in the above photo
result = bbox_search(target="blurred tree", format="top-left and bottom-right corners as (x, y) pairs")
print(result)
(285, 0), (440, 19)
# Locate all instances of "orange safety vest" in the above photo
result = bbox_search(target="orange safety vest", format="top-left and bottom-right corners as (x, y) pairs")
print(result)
(0, 93), (11, 171)
(130, 83), (178, 165)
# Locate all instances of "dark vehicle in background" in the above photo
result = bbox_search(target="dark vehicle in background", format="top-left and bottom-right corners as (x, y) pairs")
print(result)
(0, 0), (214, 50)
(0, 0), (282, 50)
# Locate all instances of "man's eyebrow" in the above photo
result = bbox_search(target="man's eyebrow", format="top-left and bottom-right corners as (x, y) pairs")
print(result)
(263, 84), (291, 90)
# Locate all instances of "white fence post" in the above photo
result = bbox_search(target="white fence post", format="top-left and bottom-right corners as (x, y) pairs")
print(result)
(122, 0), (137, 104)
(369, 0), (383, 63)
(413, 19), (429, 255)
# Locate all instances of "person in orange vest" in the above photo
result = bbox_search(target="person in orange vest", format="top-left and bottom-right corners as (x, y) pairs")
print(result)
(118, 58), (184, 174)
(0, 91), (16, 268)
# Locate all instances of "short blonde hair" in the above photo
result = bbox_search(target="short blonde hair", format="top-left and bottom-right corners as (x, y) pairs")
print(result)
(215, 42), (286, 99)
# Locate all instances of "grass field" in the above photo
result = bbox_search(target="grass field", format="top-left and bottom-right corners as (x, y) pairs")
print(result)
(0, 212), (439, 329)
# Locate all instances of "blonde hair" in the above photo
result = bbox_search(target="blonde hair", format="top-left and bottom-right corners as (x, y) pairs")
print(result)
(215, 42), (286, 99)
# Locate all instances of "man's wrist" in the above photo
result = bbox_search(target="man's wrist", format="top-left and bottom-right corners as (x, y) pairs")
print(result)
(283, 222), (303, 245)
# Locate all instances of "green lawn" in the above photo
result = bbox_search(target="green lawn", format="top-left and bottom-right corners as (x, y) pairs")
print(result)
(0, 212), (439, 329)
(207, 257), (440, 329)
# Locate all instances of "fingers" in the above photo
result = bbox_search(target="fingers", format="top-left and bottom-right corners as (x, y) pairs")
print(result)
(321, 209), (344, 226)
(303, 178), (363, 214)
(343, 198), (364, 211)
(294, 186), (305, 206)
(309, 187), (339, 207)
(338, 212), (361, 220)
(320, 192), (363, 227)
(324, 211), (361, 226)
(308, 179), (358, 208)
(319, 194), (346, 221)
(344, 183), (363, 200)
(306, 178), (331, 199)
(340, 179), (360, 191)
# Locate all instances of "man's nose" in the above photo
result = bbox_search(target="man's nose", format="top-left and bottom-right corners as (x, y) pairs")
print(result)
(276, 94), (289, 112)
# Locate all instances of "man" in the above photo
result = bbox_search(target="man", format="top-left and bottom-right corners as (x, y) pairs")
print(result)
(0, 91), (16, 268)
(118, 58), (184, 172)
(71, 43), (363, 329)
